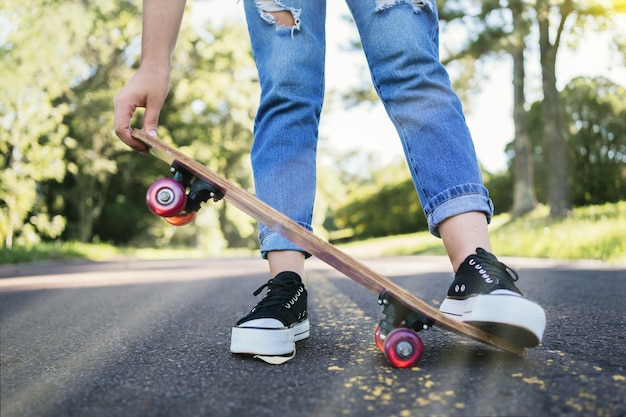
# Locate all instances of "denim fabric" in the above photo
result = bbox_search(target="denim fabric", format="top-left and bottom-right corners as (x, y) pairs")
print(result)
(243, 0), (493, 258)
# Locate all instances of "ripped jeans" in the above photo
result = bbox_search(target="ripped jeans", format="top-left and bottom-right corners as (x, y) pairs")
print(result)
(243, 0), (494, 258)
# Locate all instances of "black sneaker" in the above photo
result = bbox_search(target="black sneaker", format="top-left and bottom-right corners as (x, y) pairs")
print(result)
(439, 248), (546, 347)
(230, 271), (309, 356)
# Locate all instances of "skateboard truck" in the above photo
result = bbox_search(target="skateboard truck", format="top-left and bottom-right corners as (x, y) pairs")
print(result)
(374, 292), (431, 367)
(170, 161), (225, 212)
(146, 160), (226, 226)
(377, 292), (434, 335)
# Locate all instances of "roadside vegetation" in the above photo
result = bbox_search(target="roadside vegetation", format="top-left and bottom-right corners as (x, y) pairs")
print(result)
(2, 3), (624, 268)
(1, 202), (623, 266)
(339, 201), (625, 264)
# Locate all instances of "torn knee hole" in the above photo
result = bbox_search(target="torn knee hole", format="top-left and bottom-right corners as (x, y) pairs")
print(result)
(256, 0), (301, 32)
(266, 10), (296, 27)
(375, 0), (432, 13)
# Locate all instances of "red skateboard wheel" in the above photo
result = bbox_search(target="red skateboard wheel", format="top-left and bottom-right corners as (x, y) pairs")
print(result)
(146, 178), (187, 217)
(164, 211), (196, 226)
(383, 328), (424, 368)
(374, 325), (385, 352)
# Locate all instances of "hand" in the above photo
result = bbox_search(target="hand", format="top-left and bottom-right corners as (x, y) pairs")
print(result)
(113, 64), (170, 152)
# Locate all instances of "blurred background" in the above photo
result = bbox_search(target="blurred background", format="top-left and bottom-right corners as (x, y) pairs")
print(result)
(1, 0), (625, 264)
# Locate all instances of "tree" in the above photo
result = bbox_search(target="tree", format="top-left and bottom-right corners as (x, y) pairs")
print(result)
(0, 0), (85, 247)
(438, 0), (539, 215)
(524, 75), (625, 207)
(562, 77), (626, 205)
(1, 0), (266, 250)
(509, 0), (538, 215)
(533, 0), (621, 216)
(59, 0), (143, 242)
(535, 0), (572, 216)
(441, 0), (622, 217)
(0, 0), (146, 246)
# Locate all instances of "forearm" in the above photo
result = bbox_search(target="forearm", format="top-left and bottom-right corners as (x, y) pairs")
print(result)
(140, 0), (186, 66)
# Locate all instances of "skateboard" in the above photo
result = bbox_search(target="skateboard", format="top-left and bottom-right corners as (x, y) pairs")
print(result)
(132, 129), (526, 368)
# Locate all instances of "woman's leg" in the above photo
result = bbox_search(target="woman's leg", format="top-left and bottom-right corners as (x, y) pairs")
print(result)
(244, 0), (327, 275)
(346, 0), (493, 268)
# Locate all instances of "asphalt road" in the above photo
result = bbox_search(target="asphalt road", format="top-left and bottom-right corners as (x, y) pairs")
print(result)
(1, 256), (624, 417)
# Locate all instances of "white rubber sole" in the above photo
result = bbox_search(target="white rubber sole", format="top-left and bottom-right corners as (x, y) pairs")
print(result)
(230, 319), (310, 356)
(440, 291), (546, 347)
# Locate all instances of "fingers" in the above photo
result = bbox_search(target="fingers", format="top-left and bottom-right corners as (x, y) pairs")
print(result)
(114, 67), (169, 153)
(113, 94), (150, 153)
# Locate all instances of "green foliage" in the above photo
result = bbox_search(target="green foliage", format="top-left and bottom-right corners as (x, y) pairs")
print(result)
(1, 0), (625, 255)
(338, 201), (625, 264)
(0, 241), (245, 265)
(2, 202), (623, 264)
(0, 0), (143, 247)
(338, 73), (625, 237)
(562, 76), (626, 205)
(1, 0), (260, 251)
(0, 242), (85, 265)
(482, 168), (514, 214)
(521, 76), (626, 207)
(489, 202), (626, 263)
(491, 76), (625, 212)
(333, 164), (428, 241)
(0, 0), (78, 247)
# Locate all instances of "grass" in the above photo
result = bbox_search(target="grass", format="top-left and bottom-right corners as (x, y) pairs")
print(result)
(489, 202), (625, 262)
(0, 242), (252, 266)
(1, 202), (624, 266)
(338, 201), (626, 264)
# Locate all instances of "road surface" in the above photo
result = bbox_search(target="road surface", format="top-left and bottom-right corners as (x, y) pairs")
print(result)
(1, 256), (624, 416)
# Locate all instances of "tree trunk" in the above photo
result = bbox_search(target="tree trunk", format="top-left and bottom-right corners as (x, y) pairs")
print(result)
(5, 194), (15, 249)
(77, 176), (96, 243)
(510, 0), (537, 216)
(76, 165), (112, 243)
(536, 0), (572, 217)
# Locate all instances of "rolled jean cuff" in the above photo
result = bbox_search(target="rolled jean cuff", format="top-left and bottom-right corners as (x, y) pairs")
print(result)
(259, 222), (313, 260)
(425, 184), (494, 238)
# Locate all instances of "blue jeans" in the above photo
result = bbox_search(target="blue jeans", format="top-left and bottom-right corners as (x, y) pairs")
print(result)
(243, 0), (494, 258)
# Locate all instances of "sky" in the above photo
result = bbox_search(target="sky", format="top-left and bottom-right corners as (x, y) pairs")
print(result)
(190, 1), (626, 173)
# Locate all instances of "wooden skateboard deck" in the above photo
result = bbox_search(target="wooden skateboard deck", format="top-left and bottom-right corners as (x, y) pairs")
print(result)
(132, 129), (526, 365)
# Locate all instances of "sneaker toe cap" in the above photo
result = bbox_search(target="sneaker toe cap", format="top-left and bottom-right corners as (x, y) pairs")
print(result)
(237, 318), (285, 329)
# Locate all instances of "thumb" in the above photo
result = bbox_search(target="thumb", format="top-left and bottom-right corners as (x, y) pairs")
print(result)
(143, 105), (161, 138)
